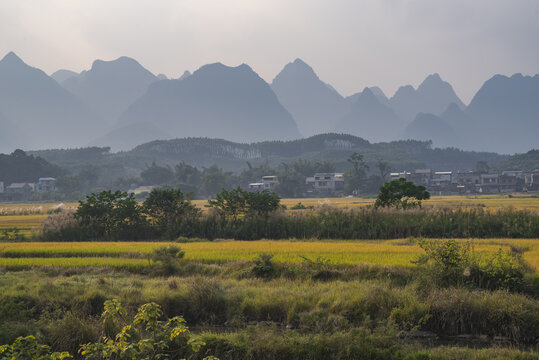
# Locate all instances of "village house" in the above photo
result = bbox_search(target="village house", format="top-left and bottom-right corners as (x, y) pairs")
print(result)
(389, 172), (410, 181)
(455, 171), (481, 193)
(406, 169), (431, 187)
(502, 170), (524, 178)
(248, 175), (279, 191)
(498, 174), (520, 193)
(306, 173), (344, 194)
(35, 177), (56, 192)
(5, 182), (35, 200)
(478, 174), (499, 193)
(524, 170), (539, 191)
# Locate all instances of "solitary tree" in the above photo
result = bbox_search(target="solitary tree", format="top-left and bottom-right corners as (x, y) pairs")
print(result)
(374, 178), (430, 209)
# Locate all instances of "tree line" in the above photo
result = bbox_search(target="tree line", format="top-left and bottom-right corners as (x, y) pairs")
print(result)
(38, 182), (539, 242)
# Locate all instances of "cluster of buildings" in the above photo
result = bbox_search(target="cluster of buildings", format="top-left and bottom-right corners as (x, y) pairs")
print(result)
(390, 169), (539, 194)
(247, 169), (539, 196)
(0, 178), (56, 201)
(248, 173), (345, 195)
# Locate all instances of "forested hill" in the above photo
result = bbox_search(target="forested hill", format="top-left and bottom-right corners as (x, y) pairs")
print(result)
(29, 134), (508, 176)
(491, 150), (539, 172)
(0, 150), (64, 184)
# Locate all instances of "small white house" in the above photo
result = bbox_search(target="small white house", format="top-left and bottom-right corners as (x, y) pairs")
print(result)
(307, 173), (344, 193)
(390, 172), (410, 181)
(35, 177), (56, 192)
(248, 175), (279, 191)
(248, 182), (265, 191)
(261, 176), (279, 189)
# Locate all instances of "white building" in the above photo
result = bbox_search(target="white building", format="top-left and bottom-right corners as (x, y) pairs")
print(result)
(248, 175), (279, 191)
(306, 173), (345, 193)
(502, 170), (524, 178)
(431, 171), (453, 185)
(389, 172), (410, 181)
(35, 177), (56, 192)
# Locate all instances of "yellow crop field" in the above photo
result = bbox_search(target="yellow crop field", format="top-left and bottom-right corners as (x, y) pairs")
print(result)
(1, 238), (537, 271)
(0, 215), (45, 236)
(274, 195), (539, 211)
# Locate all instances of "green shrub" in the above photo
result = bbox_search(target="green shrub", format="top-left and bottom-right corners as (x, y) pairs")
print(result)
(150, 245), (185, 276)
(251, 254), (277, 278)
(415, 239), (530, 292)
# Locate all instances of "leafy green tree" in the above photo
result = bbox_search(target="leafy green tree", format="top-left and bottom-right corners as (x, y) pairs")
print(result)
(207, 187), (280, 220)
(207, 187), (247, 221)
(244, 190), (281, 217)
(75, 190), (148, 240)
(374, 178), (430, 209)
(143, 188), (200, 238)
(140, 162), (174, 185)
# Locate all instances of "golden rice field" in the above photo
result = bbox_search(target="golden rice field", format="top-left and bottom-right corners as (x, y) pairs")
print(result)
(275, 194), (539, 211)
(0, 238), (537, 271)
(0, 215), (45, 237)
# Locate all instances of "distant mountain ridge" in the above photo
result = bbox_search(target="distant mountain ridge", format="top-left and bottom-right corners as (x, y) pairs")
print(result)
(0, 52), (101, 151)
(406, 73), (539, 153)
(271, 58), (346, 137)
(0, 51), (537, 155)
(335, 88), (402, 142)
(110, 62), (301, 149)
(389, 73), (465, 121)
(60, 56), (158, 124)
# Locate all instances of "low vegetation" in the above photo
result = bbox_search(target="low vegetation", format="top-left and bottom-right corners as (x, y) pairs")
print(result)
(33, 189), (539, 242)
(0, 187), (538, 358)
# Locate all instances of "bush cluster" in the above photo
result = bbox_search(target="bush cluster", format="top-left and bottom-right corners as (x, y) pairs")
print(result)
(39, 191), (539, 241)
(415, 239), (529, 291)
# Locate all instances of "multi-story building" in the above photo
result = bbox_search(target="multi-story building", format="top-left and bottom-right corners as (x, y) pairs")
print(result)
(35, 177), (56, 192)
(248, 175), (280, 191)
(306, 173), (345, 194)
(478, 174), (499, 193)
(524, 170), (539, 191)
(407, 169), (431, 187)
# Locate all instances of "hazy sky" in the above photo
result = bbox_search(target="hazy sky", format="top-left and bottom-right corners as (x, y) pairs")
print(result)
(1, 0), (538, 103)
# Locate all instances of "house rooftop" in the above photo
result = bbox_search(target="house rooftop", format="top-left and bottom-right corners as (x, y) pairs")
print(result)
(7, 183), (32, 188)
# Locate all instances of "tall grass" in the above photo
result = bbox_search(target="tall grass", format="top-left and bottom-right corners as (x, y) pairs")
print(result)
(193, 207), (539, 240)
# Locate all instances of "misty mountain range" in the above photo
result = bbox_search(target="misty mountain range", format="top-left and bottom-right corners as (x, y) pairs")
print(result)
(0, 51), (537, 155)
